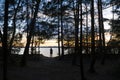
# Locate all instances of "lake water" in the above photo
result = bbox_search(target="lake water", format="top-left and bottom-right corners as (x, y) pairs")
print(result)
(14, 46), (69, 57)
(16, 47), (120, 57)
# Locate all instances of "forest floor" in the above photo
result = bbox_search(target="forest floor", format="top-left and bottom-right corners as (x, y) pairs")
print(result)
(0, 54), (120, 80)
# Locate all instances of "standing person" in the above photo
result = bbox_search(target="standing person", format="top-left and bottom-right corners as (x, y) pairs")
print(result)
(50, 48), (53, 57)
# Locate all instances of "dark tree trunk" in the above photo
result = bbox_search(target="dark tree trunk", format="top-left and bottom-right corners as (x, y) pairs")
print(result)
(9, 0), (21, 55)
(85, 3), (89, 54)
(26, 0), (29, 52)
(99, 0), (106, 65)
(57, 0), (60, 57)
(20, 0), (41, 66)
(2, 0), (9, 80)
(80, 1), (85, 80)
(31, 36), (34, 55)
(98, 0), (106, 65)
(89, 0), (96, 73)
(60, 0), (64, 59)
(98, 0), (102, 55)
(57, 2), (61, 57)
(72, 0), (79, 65)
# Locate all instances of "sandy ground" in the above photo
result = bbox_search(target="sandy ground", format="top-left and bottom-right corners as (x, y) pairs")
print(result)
(0, 55), (120, 80)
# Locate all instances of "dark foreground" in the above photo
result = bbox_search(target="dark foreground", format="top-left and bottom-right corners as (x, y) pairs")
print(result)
(0, 54), (120, 80)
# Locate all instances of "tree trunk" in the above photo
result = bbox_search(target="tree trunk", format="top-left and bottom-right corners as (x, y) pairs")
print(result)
(60, 0), (64, 59)
(20, 0), (41, 66)
(85, 3), (89, 54)
(58, 24), (61, 57)
(99, 0), (106, 65)
(9, 0), (21, 55)
(98, 0), (102, 54)
(80, 1), (85, 80)
(2, 0), (9, 80)
(72, 0), (79, 65)
(31, 36), (35, 55)
(26, 0), (29, 53)
(89, 0), (96, 73)
(98, 0), (106, 65)
(57, 0), (61, 57)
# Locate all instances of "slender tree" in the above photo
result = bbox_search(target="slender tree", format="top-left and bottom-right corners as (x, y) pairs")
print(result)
(26, 0), (29, 54)
(60, 0), (64, 58)
(89, 0), (96, 73)
(8, 0), (21, 55)
(98, 0), (102, 56)
(72, 0), (79, 65)
(21, 0), (41, 66)
(99, 0), (106, 65)
(79, 1), (86, 80)
(84, 0), (90, 54)
(58, 0), (61, 57)
(2, 0), (9, 80)
(85, 3), (89, 54)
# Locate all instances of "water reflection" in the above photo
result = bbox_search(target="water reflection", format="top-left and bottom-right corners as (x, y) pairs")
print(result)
(14, 46), (62, 57)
